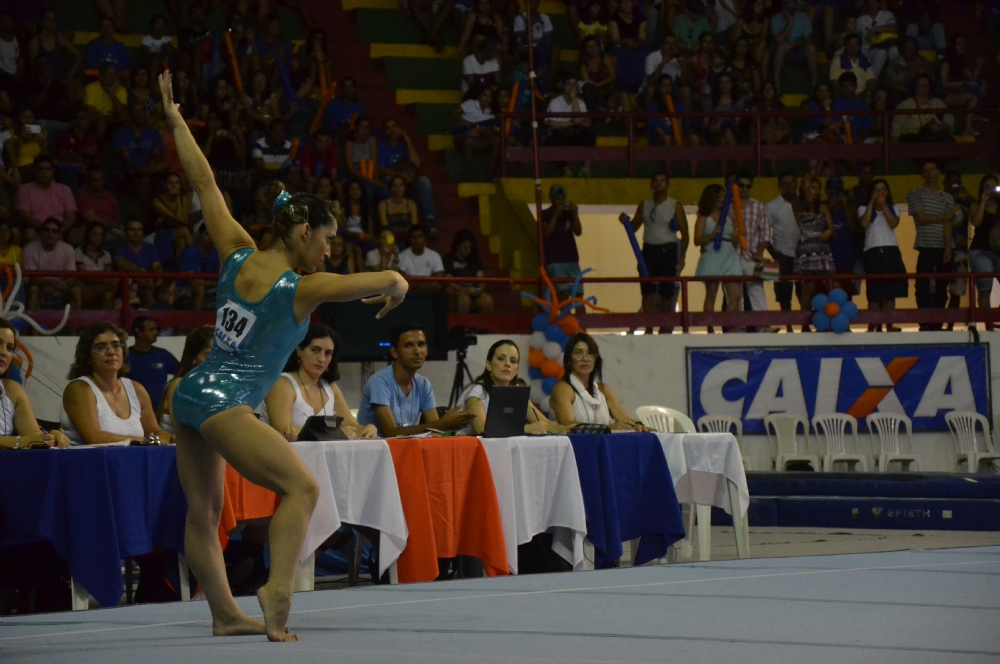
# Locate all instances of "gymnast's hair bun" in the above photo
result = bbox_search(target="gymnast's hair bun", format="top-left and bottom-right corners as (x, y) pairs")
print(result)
(263, 181), (336, 240)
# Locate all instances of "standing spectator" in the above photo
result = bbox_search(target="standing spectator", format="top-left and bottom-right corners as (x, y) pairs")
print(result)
(176, 223), (220, 311)
(443, 229), (493, 313)
(735, 172), (776, 332)
(85, 17), (132, 73)
(546, 76), (595, 178)
(323, 77), (364, 141)
(908, 161), (954, 330)
(905, 9), (946, 55)
(113, 102), (169, 215)
(0, 13), (20, 85)
(849, 161), (875, 212)
(622, 172), (687, 331)
(461, 37), (500, 94)
(127, 317), (179, 413)
(969, 175), (1000, 326)
(365, 228), (401, 272)
(377, 176), (420, 236)
(859, 179), (907, 331)
(828, 33), (877, 104)
(56, 110), (102, 181)
(113, 219), (162, 308)
(855, 0), (898, 78)
(891, 73), (953, 142)
(378, 119), (436, 231)
(252, 120), (292, 180)
(84, 61), (128, 134)
(766, 172), (801, 325)
(454, 86), (499, 179)
(695, 183), (742, 328)
(770, 0), (817, 95)
(300, 131), (339, 193)
(397, 225), (444, 287)
(944, 170), (973, 325)
(402, 0), (454, 52)
(15, 156), (77, 243)
(75, 169), (120, 247)
(825, 176), (860, 298)
(74, 222), (115, 310)
(542, 184), (583, 303)
(514, 0), (559, 83)
(793, 176), (836, 326)
(831, 72), (876, 142)
(23, 218), (80, 311)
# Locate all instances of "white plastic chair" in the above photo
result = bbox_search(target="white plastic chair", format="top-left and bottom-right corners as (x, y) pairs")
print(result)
(812, 413), (868, 472)
(697, 414), (749, 470)
(636, 405), (696, 433)
(764, 413), (820, 471)
(866, 412), (920, 472)
(944, 411), (1000, 473)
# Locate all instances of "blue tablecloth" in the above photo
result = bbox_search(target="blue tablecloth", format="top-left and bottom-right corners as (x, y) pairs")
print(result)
(0, 446), (187, 608)
(569, 433), (685, 567)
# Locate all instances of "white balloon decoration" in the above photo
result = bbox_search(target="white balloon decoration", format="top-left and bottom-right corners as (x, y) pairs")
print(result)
(530, 331), (547, 349)
(529, 381), (545, 404)
(542, 341), (563, 360)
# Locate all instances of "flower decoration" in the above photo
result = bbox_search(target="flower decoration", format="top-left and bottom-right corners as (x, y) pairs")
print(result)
(811, 288), (857, 333)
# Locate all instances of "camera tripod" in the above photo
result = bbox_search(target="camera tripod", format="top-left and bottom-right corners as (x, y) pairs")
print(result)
(448, 348), (475, 408)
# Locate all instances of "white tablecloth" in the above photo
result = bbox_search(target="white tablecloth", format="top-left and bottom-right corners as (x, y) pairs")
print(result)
(481, 436), (588, 573)
(293, 439), (408, 576)
(655, 433), (750, 516)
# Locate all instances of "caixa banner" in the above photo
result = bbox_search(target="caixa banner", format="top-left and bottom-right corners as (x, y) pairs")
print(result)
(688, 345), (991, 433)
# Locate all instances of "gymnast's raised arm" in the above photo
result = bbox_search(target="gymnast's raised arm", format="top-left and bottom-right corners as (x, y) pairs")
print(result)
(160, 71), (256, 262)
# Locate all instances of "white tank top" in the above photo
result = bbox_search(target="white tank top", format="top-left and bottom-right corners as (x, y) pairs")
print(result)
(641, 196), (678, 246)
(0, 381), (16, 436)
(259, 373), (336, 429)
(60, 376), (144, 445)
(568, 373), (612, 425)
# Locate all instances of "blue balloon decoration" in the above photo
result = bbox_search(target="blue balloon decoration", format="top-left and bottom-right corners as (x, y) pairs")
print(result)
(811, 294), (829, 311)
(842, 301), (858, 319)
(541, 377), (559, 394)
(830, 312), (850, 333)
(531, 314), (549, 332)
(812, 311), (831, 331)
(528, 366), (543, 380)
(545, 323), (564, 343)
(829, 288), (849, 305)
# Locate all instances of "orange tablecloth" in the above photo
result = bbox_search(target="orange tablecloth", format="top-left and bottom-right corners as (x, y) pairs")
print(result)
(386, 436), (509, 583)
(218, 464), (279, 548)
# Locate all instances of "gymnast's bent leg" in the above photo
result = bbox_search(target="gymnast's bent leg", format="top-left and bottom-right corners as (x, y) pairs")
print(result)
(199, 406), (320, 642)
(175, 423), (266, 637)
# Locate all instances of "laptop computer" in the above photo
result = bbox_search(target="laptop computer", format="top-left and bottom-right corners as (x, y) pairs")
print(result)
(482, 386), (531, 438)
(297, 415), (349, 441)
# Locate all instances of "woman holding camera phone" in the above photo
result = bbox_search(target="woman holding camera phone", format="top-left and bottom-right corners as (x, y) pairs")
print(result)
(0, 318), (70, 449)
(859, 179), (907, 332)
(968, 174), (1000, 327)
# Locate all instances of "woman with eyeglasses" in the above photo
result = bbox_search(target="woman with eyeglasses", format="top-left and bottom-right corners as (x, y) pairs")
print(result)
(60, 322), (173, 446)
(549, 332), (645, 431)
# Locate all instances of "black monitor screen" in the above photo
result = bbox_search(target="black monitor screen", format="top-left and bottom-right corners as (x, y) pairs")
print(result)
(317, 292), (449, 362)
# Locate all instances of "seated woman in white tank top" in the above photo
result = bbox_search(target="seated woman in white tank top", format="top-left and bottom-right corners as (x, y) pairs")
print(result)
(0, 318), (70, 449)
(457, 339), (564, 436)
(158, 325), (215, 434)
(549, 332), (647, 432)
(60, 322), (173, 446)
(261, 324), (376, 440)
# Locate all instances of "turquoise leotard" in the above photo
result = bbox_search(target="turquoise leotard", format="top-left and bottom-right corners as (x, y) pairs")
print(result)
(172, 248), (309, 430)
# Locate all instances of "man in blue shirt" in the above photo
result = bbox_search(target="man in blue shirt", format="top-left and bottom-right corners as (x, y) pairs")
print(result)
(177, 222), (219, 310)
(113, 102), (169, 214)
(831, 72), (876, 140)
(127, 316), (179, 411)
(357, 322), (474, 436)
(114, 219), (162, 308)
(378, 118), (436, 230)
(770, 0), (817, 95)
(323, 77), (365, 142)
(85, 17), (133, 73)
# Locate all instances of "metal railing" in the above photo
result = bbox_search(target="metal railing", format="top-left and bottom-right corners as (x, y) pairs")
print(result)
(497, 107), (1000, 177)
(16, 270), (1000, 335)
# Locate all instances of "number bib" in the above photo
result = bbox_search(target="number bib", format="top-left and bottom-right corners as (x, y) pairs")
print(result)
(214, 299), (257, 352)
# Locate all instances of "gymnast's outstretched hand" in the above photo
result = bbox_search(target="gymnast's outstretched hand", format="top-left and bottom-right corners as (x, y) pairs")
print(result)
(158, 71), (183, 128)
(362, 272), (409, 319)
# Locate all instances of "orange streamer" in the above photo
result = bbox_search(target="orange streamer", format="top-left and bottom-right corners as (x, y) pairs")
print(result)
(730, 184), (747, 251)
(504, 81), (520, 137)
(223, 31), (244, 94)
(844, 118), (854, 144)
(309, 81), (338, 135)
(288, 139), (300, 161)
(665, 95), (682, 147)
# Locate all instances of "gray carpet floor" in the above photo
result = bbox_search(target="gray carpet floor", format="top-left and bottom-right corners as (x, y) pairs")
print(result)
(2, 546), (999, 664)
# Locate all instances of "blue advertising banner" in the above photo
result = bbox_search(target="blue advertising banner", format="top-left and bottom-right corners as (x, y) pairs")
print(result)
(687, 345), (990, 433)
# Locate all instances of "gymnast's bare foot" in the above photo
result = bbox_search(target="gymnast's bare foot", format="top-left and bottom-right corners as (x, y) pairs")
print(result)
(257, 584), (297, 642)
(213, 612), (267, 637)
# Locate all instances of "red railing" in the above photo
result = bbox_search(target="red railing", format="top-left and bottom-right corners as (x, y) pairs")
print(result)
(16, 270), (1000, 335)
(498, 107), (1000, 178)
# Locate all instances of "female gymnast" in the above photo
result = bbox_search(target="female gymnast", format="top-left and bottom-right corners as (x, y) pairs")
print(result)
(159, 71), (408, 642)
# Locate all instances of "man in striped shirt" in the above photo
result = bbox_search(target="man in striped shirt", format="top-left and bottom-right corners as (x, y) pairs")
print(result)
(252, 120), (292, 181)
(907, 160), (953, 330)
(736, 172), (778, 333)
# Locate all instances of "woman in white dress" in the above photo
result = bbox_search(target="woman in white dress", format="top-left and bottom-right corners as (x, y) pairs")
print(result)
(457, 339), (564, 436)
(60, 322), (173, 445)
(549, 332), (646, 431)
(158, 325), (214, 434)
(262, 324), (376, 440)
(0, 317), (70, 449)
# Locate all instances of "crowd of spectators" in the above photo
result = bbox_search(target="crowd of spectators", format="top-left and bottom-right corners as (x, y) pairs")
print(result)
(444, 0), (992, 178)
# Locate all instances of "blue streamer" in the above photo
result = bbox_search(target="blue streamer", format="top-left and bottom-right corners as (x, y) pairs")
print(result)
(714, 185), (734, 251)
(619, 214), (650, 277)
(274, 56), (296, 102)
(568, 267), (592, 301)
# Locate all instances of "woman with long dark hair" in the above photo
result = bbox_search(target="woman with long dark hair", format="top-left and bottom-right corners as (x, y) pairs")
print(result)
(694, 183), (742, 324)
(262, 324), (374, 440)
(457, 339), (561, 435)
(549, 332), (644, 430)
(793, 176), (836, 316)
(968, 174), (1000, 324)
(859, 178), (907, 331)
(0, 318), (69, 449)
(160, 71), (406, 641)
(158, 325), (214, 432)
